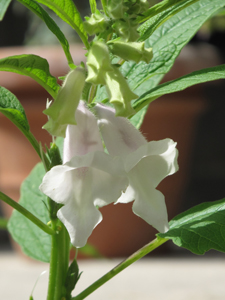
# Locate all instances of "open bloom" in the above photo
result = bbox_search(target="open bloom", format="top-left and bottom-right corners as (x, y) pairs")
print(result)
(40, 101), (128, 247)
(95, 103), (179, 233)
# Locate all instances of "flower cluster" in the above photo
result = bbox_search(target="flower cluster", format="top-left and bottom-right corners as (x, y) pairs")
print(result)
(40, 101), (178, 248)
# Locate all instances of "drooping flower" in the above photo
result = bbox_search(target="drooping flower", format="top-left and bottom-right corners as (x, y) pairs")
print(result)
(40, 101), (128, 247)
(95, 103), (179, 233)
(43, 67), (86, 137)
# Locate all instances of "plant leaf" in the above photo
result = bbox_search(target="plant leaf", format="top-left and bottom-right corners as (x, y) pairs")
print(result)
(0, 54), (60, 98)
(158, 198), (225, 255)
(89, 0), (97, 14)
(8, 163), (51, 262)
(17, 0), (73, 65)
(0, 86), (29, 132)
(122, 0), (225, 96)
(138, 0), (198, 42)
(0, 0), (11, 20)
(35, 0), (89, 49)
(134, 64), (225, 111)
(137, 0), (198, 23)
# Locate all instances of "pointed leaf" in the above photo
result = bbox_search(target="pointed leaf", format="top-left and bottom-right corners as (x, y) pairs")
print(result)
(138, 0), (198, 41)
(8, 163), (51, 262)
(122, 0), (225, 96)
(0, 54), (60, 98)
(0, 0), (11, 20)
(134, 64), (225, 111)
(0, 86), (29, 132)
(17, 0), (73, 65)
(35, 0), (89, 49)
(158, 198), (225, 255)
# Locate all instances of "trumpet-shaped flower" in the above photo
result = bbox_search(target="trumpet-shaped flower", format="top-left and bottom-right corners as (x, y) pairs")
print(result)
(95, 103), (179, 233)
(40, 101), (128, 247)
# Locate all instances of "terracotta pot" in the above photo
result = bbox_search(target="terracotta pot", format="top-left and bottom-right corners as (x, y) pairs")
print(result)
(0, 44), (218, 257)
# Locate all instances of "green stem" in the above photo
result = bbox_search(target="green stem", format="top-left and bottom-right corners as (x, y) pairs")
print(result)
(72, 236), (168, 300)
(0, 217), (8, 229)
(47, 219), (70, 300)
(0, 191), (55, 235)
(100, 0), (107, 14)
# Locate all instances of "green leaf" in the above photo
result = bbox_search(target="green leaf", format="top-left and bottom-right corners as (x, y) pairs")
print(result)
(65, 260), (82, 298)
(17, 0), (73, 65)
(0, 86), (29, 132)
(8, 163), (51, 262)
(138, 0), (199, 42)
(158, 198), (225, 255)
(89, 0), (97, 14)
(137, 0), (199, 23)
(35, 0), (89, 49)
(0, 0), (11, 20)
(0, 54), (60, 98)
(122, 0), (225, 96)
(134, 64), (225, 111)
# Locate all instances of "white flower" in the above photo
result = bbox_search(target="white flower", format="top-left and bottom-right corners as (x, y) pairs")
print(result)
(95, 103), (179, 233)
(40, 101), (128, 247)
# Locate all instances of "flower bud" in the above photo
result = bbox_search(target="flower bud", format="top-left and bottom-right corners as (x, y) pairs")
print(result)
(86, 41), (113, 85)
(107, 0), (127, 19)
(108, 40), (153, 63)
(43, 67), (86, 137)
(84, 10), (109, 35)
(113, 19), (139, 42)
(105, 66), (137, 117)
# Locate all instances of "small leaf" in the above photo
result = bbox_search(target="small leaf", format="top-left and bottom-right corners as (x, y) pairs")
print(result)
(158, 198), (225, 255)
(65, 260), (82, 298)
(89, 0), (97, 14)
(0, 86), (29, 132)
(8, 163), (51, 262)
(0, 0), (11, 20)
(0, 54), (59, 98)
(35, 0), (89, 49)
(17, 0), (73, 65)
(134, 64), (225, 111)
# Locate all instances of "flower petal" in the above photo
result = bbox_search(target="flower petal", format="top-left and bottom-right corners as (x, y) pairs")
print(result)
(95, 103), (146, 156)
(63, 100), (103, 163)
(40, 150), (128, 247)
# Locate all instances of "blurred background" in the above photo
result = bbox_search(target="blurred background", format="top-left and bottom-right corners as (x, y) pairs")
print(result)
(0, 0), (225, 258)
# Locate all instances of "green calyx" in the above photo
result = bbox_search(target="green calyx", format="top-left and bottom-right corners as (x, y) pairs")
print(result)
(108, 40), (153, 63)
(84, 10), (110, 35)
(86, 41), (113, 85)
(107, 0), (128, 19)
(105, 66), (137, 117)
(113, 18), (139, 41)
(43, 67), (86, 137)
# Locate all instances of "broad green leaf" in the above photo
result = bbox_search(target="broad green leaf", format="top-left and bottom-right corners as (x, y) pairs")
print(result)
(17, 0), (73, 65)
(122, 0), (225, 97)
(137, 0), (199, 23)
(0, 54), (60, 98)
(89, 0), (97, 14)
(0, 0), (11, 20)
(130, 106), (148, 129)
(35, 0), (89, 49)
(8, 163), (51, 262)
(138, 0), (199, 42)
(0, 86), (29, 132)
(158, 198), (225, 255)
(134, 64), (225, 111)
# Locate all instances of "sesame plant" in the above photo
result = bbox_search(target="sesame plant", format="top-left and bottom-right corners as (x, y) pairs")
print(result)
(1, 0), (225, 299)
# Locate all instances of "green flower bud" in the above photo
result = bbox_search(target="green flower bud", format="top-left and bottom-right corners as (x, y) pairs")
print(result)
(105, 66), (137, 117)
(108, 40), (153, 63)
(84, 10), (109, 35)
(126, 0), (149, 15)
(113, 19), (139, 42)
(107, 0), (127, 19)
(43, 67), (86, 137)
(86, 41), (113, 85)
